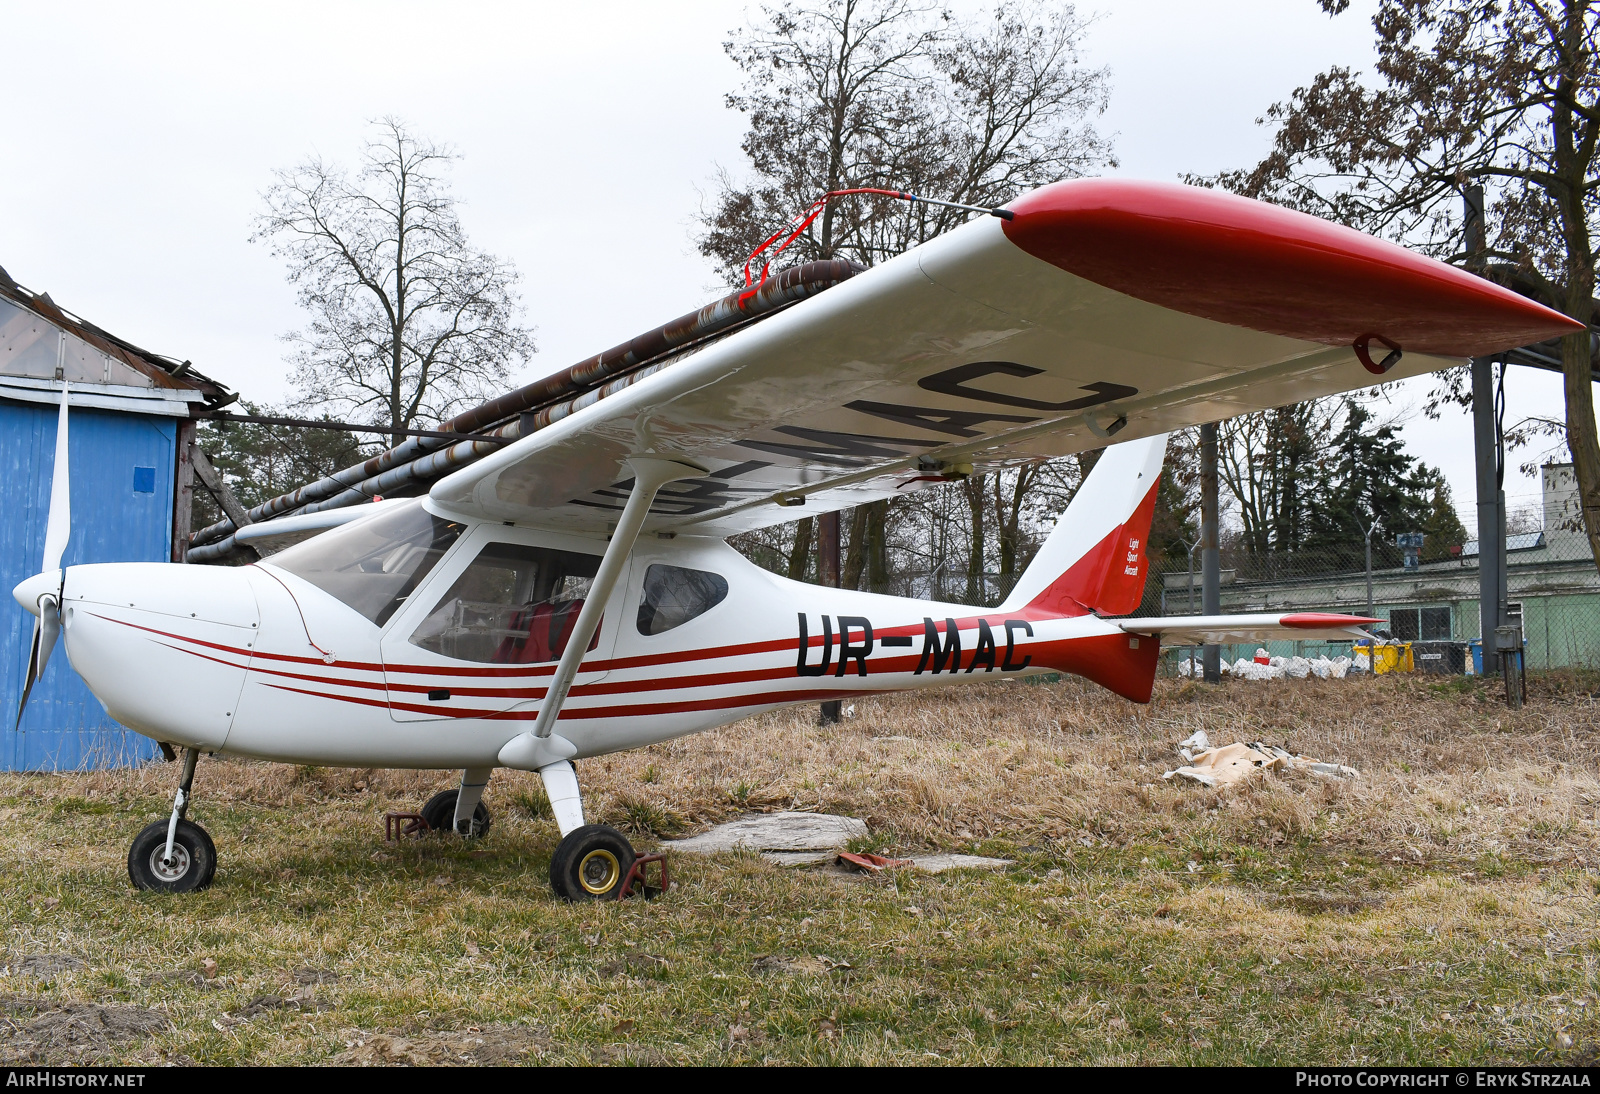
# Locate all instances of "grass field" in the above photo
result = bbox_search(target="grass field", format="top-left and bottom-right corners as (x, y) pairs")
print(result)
(2, 672), (1598, 1065)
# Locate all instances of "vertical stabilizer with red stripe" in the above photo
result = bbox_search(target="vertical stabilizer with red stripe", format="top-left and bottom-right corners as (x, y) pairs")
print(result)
(1001, 434), (1168, 618)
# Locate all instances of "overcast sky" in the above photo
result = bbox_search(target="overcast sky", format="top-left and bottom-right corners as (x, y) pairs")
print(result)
(0, 0), (1584, 521)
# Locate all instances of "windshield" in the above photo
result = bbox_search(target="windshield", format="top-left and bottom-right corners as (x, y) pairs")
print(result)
(268, 500), (466, 626)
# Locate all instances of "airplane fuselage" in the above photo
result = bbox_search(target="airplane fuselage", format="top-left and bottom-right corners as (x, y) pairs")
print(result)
(44, 500), (1149, 771)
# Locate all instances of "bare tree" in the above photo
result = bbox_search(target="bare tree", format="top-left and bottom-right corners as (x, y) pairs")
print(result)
(702, 0), (1112, 278)
(1198, 0), (1600, 576)
(255, 118), (535, 446)
(701, 0), (941, 281)
(1217, 399), (1344, 557)
(702, 0), (1113, 588)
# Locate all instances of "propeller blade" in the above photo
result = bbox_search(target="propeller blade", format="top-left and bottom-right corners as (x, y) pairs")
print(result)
(16, 379), (70, 730)
(37, 595), (60, 679)
(41, 377), (70, 574)
(14, 595), (58, 729)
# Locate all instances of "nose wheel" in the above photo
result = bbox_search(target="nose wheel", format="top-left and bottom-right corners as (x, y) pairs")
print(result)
(128, 747), (216, 893)
(128, 818), (216, 892)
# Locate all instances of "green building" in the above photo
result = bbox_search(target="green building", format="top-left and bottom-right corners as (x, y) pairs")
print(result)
(1159, 464), (1599, 670)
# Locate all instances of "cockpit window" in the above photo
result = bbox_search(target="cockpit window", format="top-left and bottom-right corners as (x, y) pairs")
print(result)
(636, 564), (728, 636)
(409, 541), (602, 664)
(268, 500), (464, 626)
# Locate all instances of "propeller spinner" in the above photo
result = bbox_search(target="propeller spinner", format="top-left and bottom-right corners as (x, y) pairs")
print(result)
(15, 378), (71, 727)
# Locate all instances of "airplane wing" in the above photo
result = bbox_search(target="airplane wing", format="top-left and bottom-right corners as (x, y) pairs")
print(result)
(430, 179), (1580, 536)
(1113, 612), (1378, 648)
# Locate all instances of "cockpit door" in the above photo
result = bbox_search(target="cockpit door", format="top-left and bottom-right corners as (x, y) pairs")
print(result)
(380, 527), (618, 722)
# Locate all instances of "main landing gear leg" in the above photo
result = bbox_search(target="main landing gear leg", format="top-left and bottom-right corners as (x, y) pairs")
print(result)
(452, 768), (493, 835)
(128, 747), (217, 893)
(542, 759), (635, 902)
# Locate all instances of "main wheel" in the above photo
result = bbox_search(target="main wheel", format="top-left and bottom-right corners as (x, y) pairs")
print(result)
(549, 824), (636, 902)
(128, 819), (217, 893)
(420, 790), (492, 837)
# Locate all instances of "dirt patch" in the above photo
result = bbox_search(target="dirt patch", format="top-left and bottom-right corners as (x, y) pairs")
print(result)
(1268, 889), (1389, 915)
(290, 965), (339, 985)
(334, 1024), (550, 1065)
(0, 994), (169, 1064)
(236, 990), (334, 1018)
(597, 953), (669, 978)
(3, 954), (85, 979)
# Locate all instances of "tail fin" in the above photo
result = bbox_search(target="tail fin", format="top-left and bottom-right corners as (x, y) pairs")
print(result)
(1001, 433), (1168, 618)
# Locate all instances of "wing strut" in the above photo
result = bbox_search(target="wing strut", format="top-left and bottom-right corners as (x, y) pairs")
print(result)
(532, 457), (707, 742)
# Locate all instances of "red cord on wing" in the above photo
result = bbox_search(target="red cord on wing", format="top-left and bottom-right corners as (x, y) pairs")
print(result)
(739, 188), (913, 308)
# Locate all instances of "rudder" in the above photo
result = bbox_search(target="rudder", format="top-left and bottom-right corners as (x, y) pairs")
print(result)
(1001, 434), (1168, 618)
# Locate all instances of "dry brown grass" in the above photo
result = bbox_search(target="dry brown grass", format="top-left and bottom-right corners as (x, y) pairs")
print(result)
(586, 671), (1600, 865)
(2, 671), (1598, 1064)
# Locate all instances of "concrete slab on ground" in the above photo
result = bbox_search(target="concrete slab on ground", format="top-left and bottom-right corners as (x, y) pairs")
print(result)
(666, 812), (868, 855)
(909, 854), (1012, 874)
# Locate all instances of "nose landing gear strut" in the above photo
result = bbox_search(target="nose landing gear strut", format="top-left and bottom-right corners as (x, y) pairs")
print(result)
(128, 747), (216, 893)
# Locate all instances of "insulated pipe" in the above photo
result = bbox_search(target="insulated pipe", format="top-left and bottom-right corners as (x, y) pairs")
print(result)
(186, 260), (860, 553)
(185, 352), (694, 562)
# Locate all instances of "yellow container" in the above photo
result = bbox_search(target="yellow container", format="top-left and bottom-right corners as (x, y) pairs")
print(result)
(1355, 642), (1414, 674)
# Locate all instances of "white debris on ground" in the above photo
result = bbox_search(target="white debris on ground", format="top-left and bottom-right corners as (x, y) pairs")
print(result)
(1163, 737), (1359, 788)
(1178, 648), (1353, 681)
(1176, 730), (1211, 762)
(664, 813), (1011, 873)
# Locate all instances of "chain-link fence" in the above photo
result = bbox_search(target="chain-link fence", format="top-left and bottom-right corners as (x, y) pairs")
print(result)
(1144, 529), (1600, 675)
(872, 529), (1598, 680)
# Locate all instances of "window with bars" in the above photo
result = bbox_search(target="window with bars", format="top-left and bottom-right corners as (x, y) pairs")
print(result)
(1388, 606), (1452, 642)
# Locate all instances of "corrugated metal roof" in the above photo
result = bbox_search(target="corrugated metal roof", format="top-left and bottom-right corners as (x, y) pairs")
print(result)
(0, 263), (232, 410)
(1460, 532), (1545, 557)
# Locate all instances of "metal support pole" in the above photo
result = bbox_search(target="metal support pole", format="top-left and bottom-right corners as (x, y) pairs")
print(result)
(1463, 187), (1510, 680)
(1472, 355), (1502, 671)
(1361, 519), (1375, 618)
(1184, 540), (1198, 672)
(818, 510), (842, 724)
(1200, 423), (1221, 682)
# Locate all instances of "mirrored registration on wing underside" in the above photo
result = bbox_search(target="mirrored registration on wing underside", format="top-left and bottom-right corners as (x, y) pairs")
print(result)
(558, 361), (1145, 524)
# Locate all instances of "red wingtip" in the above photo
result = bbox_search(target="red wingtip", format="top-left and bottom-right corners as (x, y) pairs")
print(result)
(1003, 180), (1584, 358)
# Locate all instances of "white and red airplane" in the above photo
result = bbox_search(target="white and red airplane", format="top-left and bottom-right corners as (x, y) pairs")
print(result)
(12, 180), (1581, 899)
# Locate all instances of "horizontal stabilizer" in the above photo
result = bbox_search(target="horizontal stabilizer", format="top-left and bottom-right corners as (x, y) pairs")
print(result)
(1113, 612), (1378, 648)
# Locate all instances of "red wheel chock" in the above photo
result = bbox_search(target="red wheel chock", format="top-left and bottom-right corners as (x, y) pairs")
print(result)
(617, 852), (669, 900)
(385, 812), (430, 841)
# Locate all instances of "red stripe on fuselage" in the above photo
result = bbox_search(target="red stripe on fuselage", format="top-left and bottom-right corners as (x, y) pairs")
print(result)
(94, 603), (1152, 717)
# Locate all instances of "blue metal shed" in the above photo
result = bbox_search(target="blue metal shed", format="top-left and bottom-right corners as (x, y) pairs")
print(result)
(0, 266), (231, 771)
